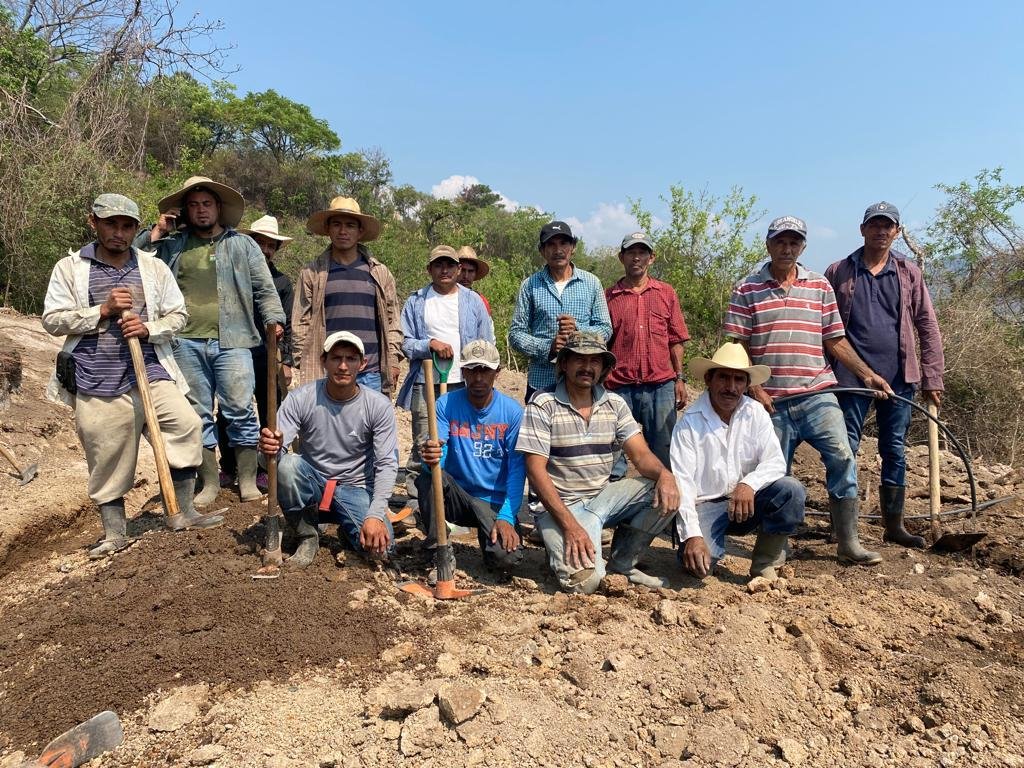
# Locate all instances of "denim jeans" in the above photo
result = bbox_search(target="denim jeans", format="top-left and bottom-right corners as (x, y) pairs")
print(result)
(276, 452), (395, 554)
(686, 476), (806, 564)
(837, 383), (915, 487)
(611, 381), (677, 478)
(536, 478), (670, 591)
(771, 391), (858, 500)
(174, 338), (258, 449)
(403, 381), (465, 510)
(357, 370), (382, 392)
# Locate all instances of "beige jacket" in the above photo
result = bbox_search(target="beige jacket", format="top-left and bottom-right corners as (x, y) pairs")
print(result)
(292, 245), (402, 394)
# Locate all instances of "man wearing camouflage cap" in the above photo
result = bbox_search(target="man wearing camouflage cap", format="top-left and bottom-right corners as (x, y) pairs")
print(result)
(515, 332), (680, 594)
(43, 194), (223, 559)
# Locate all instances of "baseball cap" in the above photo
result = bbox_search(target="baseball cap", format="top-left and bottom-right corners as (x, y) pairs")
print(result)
(539, 220), (577, 247)
(461, 339), (500, 370)
(862, 201), (900, 225)
(428, 244), (460, 265)
(323, 331), (365, 356)
(92, 193), (141, 224)
(620, 232), (655, 252)
(767, 215), (807, 240)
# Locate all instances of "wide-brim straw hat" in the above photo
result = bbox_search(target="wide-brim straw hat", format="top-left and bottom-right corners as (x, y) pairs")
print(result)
(238, 214), (293, 247)
(688, 341), (771, 387)
(456, 245), (490, 279)
(158, 176), (245, 228)
(306, 196), (381, 241)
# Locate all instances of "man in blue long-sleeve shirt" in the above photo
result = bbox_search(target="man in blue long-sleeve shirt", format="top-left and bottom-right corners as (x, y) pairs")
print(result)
(419, 339), (526, 578)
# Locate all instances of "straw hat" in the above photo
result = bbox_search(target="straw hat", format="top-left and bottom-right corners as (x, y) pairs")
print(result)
(238, 215), (293, 247)
(158, 176), (245, 228)
(306, 196), (381, 241)
(688, 342), (771, 387)
(456, 245), (490, 279)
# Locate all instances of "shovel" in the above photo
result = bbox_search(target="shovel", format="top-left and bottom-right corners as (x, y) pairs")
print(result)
(254, 323), (284, 580)
(0, 442), (36, 485)
(431, 351), (453, 396)
(928, 401), (986, 552)
(19, 710), (123, 768)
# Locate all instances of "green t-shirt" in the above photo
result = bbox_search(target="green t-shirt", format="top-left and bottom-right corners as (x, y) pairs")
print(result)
(177, 234), (220, 339)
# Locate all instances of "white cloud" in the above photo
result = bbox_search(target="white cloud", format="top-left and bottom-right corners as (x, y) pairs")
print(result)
(565, 202), (648, 247)
(809, 224), (838, 240)
(431, 174), (521, 211)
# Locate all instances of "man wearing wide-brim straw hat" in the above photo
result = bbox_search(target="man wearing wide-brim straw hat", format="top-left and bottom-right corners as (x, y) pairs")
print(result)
(292, 196), (402, 396)
(515, 331), (681, 594)
(135, 175), (286, 506)
(215, 215), (296, 490)
(456, 245), (492, 315)
(669, 342), (806, 582)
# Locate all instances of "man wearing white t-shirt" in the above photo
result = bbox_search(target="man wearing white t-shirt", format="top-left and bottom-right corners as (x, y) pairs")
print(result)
(398, 245), (494, 511)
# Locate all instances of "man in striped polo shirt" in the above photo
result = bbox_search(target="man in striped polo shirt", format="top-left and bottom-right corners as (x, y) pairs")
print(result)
(516, 332), (680, 594)
(723, 215), (891, 566)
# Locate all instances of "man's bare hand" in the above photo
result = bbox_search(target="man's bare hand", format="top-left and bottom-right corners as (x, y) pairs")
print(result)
(360, 517), (390, 556)
(118, 312), (148, 339)
(563, 520), (596, 570)
(274, 325), (284, 341)
(152, 208), (179, 240)
(100, 287), (134, 319)
(428, 339), (454, 359)
(653, 470), (681, 517)
(862, 372), (893, 399)
(390, 366), (400, 392)
(557, 315), (577, 335)
(281, 364), (293, 387)
(924, 389), (942, 406)
(258, 427), (282, 456)
(750, 385), (775, 414)
(490, 520), (521, 552)
(681, 536), (712, 578)
(674, 379), (688, 410)
(728, 482), (755, 523)
(421, 438), (443, 466)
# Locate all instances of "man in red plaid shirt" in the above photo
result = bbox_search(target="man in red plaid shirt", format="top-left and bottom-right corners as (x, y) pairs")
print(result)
(605, 232), (689, 475)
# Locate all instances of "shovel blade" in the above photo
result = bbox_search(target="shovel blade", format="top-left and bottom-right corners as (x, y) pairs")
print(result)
(931, 531), (987, 553)
(33, 710), (123, 768)
(19, 463), (37, 486)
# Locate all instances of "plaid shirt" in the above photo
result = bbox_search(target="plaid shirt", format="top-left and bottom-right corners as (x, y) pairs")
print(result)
(509, 265), (611, 390)
(605, 277), (689, 389)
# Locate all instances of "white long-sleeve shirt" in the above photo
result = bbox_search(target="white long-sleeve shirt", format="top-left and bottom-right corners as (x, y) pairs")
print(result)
(669, 391), (787, 541)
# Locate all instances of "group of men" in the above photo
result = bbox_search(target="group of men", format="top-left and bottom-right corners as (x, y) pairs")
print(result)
(43, 175), (944, 591)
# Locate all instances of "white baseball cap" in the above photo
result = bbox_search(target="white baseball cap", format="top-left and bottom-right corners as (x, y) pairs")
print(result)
(323, 331), (365, 356)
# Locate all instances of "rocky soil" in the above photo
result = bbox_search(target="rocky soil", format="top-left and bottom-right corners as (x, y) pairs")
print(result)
(1, 306), (1023, 768)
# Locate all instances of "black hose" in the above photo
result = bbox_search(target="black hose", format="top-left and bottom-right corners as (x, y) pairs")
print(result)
(771, 387), (978, 520)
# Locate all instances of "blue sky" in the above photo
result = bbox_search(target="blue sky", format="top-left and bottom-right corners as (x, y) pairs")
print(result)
(180, 0), (1022, 270)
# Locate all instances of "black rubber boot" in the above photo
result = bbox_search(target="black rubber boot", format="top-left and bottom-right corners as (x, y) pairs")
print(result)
(166, 471), (225, 530)
(879, 485), (926, 549)
(89, 499), (132, 559)
(235, 447), (262, 502)
(607, 525), (669, 589)
(194, 448), (220, 507)
(749, 532), (788, 580)
(287, 507), (319, 568)
(831, 497), (882, 565)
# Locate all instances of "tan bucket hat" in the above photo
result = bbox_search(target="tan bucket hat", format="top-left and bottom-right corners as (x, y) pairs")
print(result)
(688, 342), (771, 387)
(158, 175), (245, 227)
(306, 196), (381, 241)
(552, 332), (617, 382)
(238, 215), (293, 247)
(457, 245), (490, 279)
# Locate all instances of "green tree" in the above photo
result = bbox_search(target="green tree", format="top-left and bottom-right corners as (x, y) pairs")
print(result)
(231, 89), (340, 162)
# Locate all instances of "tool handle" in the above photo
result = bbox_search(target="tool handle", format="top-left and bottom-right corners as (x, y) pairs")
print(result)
(422, 360), (447, 548)
(927, 401), (942, 541)
(122, 311), (178, 517)
(0, 443), (21, 473)
(265, 323), (280, 523)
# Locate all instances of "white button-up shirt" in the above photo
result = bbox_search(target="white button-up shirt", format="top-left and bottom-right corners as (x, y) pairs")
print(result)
(669, 391), (787, 540)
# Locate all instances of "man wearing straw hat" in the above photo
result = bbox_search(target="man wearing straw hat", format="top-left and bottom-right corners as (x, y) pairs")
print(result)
(516, 332), (680, 594)
(135, 176), (286, 506)
(457, 245), (492, 315)
(670, 342), (806, 581)
(44, 194), (224, 559)
(216, 214), (295, 489)
(293, 196), (402, 396)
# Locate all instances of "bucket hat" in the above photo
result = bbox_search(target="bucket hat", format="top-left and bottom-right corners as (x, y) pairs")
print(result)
(552, 331), (616, 376)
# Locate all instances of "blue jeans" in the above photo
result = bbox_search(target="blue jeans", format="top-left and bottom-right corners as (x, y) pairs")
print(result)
(174, 338), (258, 449)
(536, 478), (670, 592)
(611, 381), (677, 478)
(357, 370), (382, 392)
(685, 476), (806, 564)
(837, 384), (915, 487)
(771, 391), (858, 500)
(277, 453), (395, 554)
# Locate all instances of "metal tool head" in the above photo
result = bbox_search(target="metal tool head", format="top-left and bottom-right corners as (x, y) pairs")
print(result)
(931, 531), (987, 553)
(398, 579), (483, 600)
(19, 463), (37, 486)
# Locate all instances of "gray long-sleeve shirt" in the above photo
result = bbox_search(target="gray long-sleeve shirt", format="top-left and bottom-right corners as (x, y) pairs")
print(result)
(277, 381), (398, 521)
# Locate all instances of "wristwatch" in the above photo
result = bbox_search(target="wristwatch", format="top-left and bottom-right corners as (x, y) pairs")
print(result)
(675, 373), (686, 381)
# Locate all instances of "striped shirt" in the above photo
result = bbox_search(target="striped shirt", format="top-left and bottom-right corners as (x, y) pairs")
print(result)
(515, 381), (640, 506)
(72, 247), (171, 396)
(509, 265), (612, 390)
(723, 262), (845, 397)
(324, 256), (380, 372)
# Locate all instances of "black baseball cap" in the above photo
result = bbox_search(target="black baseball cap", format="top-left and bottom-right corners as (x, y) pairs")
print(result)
(538, 220), (577, 248)
(862, 201), (900, 225)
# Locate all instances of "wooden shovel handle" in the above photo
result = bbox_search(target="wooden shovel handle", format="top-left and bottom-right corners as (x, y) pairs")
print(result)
(265, 323), (279, 520)
(422, 360), (447, 548)
(927, 401), (941, 541)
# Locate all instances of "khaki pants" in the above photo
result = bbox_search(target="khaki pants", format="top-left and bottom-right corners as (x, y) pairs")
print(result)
(75, 379), (203, 504)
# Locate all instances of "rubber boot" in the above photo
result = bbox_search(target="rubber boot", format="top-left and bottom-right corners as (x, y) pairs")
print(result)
(287, 507), (319, 568)
(165, 473), (225, 530)
(749, 532), (788, 580)
(607, 525), (669, 589)
(89, 500), (132, 559)
(831, 497), (882, 565)
(235, 447), (262, 502)
(880, 485), (926, 549)
(193, 448), (221, 507)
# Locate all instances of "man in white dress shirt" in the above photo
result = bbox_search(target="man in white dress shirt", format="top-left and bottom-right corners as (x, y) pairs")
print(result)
(670, 342), (806, 580)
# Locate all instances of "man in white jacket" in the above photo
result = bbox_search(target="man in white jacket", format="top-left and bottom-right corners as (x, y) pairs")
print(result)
(42, 194), (223, 559)
(670, 342), (805, 581)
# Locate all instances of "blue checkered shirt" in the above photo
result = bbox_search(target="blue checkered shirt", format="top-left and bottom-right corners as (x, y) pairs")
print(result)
(509, 265), (612, 390)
